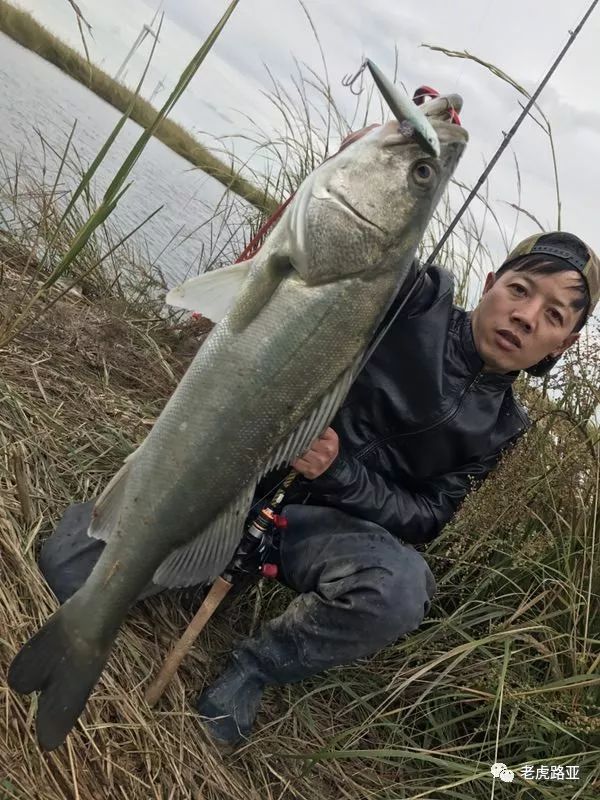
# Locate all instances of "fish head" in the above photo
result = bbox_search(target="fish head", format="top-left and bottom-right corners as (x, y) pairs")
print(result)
(286, 113), (468, 284)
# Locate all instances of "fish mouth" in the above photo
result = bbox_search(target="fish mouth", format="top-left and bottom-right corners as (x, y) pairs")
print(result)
(432, 119), (469, 145)
(497, 328), (522, 349)
(422, 93), (463, 122)
(328, 188), (386, 233)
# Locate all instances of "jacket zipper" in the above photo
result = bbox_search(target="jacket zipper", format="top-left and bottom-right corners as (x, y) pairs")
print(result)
(354, 371), (483, 462)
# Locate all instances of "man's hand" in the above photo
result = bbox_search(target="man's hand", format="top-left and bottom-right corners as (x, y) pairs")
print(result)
(292, 427), (339, 479)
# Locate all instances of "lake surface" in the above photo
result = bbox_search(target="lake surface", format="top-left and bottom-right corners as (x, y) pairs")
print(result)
(0, 32), (250, 286)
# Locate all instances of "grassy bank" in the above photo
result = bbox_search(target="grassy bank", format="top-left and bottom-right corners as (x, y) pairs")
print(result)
(0, 0), (275, 213)
(0, 230), (598, 800)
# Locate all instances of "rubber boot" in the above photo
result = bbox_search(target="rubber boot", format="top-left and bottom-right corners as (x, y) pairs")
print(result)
(195, 650), (268, 752)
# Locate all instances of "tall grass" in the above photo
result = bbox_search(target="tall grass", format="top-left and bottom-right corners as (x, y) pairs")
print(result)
(0, 0), (252, 347)
(0, 19), (598, 800)
(0, 0), (274, 213)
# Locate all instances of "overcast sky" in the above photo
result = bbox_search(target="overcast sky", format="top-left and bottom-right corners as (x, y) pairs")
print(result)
(12, 0), (600, 281)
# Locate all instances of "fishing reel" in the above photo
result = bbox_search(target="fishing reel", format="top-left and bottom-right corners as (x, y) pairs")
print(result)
(221, 481), (291, 585)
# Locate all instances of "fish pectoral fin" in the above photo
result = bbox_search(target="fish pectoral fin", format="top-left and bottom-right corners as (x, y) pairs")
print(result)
(165, 259), (253, 322)
(259, 360), (358, 477)
(152, 484), (256, 588)
(88, 445), (141, 542)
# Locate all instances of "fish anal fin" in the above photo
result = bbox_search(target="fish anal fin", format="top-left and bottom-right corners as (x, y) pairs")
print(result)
(260, 362), (357, 477)
(152, 484), (256, 589)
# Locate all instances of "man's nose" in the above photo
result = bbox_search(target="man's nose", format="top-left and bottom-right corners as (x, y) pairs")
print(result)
(511, 299), (542, 332)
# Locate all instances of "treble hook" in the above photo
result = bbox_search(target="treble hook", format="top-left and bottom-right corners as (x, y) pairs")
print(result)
(341, 59), (368, 96)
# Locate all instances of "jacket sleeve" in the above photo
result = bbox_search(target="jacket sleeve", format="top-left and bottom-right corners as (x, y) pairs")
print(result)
(306, 438), (520, 544)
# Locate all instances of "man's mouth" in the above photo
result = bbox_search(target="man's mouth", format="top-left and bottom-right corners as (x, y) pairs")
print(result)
(496, 329), (522, 350)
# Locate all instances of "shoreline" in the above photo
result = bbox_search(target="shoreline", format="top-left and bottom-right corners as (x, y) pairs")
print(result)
(0, 0), (276, 214)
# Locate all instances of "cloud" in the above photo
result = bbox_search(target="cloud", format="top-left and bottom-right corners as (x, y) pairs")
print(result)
(13, 0), (600, 264)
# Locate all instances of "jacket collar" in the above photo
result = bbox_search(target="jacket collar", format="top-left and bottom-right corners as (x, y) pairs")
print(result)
(460, 312), (520, 388)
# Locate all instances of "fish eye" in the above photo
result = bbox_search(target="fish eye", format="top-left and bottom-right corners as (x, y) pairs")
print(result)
(412, 161), (435, 185)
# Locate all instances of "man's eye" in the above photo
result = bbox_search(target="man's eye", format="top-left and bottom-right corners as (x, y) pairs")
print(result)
(548, 308), (563, 325)
(511, 284), (526, 295)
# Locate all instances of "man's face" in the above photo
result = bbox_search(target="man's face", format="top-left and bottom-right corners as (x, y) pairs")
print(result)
(470, 267), (582, 373)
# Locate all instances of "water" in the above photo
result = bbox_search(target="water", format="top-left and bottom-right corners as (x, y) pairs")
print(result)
(0, 32), (251, 286)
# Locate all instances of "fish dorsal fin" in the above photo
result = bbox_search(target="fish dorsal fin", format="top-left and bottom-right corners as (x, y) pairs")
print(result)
(165, 260), (252, 322)
(152, 484), (256, 588)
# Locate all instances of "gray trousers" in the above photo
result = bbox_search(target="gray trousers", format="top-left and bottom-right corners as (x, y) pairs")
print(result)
(39, 502), (436, 684)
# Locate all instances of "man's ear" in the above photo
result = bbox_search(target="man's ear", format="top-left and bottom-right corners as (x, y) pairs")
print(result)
(550, 332), (579, 359)
(482, 272), (495, 295)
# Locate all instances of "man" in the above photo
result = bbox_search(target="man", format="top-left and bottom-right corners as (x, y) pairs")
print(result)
(188, 229), (598, 750)
(39, 217), (599, 750)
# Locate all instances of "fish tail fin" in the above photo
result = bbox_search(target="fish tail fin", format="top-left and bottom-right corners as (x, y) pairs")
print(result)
(8, 602), (113, 751)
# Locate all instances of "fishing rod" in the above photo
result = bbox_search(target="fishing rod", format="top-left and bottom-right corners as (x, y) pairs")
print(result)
(426, 0), (599, 264)
(145, 6), (598, 702)
(145, 274), (403, 705)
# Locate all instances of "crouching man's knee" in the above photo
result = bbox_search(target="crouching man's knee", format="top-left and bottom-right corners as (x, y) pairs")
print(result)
(366, 542), (436, 647)
(38, 501), (103, 603)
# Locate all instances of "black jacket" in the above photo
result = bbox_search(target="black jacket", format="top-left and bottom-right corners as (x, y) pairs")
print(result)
(304, 264), (531, 544)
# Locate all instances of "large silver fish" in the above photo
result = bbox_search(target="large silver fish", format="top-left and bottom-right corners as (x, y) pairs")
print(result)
(8, 65), (468, 751)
